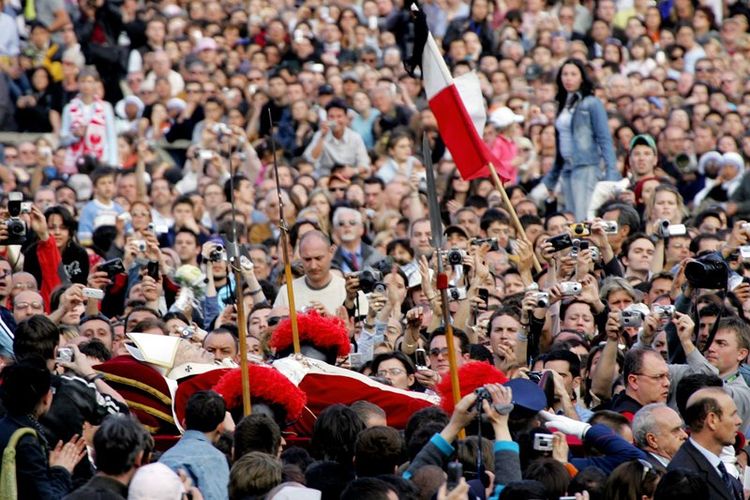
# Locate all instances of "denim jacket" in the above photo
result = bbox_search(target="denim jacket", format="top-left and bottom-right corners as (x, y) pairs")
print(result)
(158, 430), (229, 500)
(544, 95), (619, 189)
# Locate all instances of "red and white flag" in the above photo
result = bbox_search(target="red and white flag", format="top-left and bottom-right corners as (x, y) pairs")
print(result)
(415, 15), (512, 183)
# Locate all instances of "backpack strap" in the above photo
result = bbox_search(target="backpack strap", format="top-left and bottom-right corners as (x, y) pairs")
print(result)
(0, 427), (39, 500)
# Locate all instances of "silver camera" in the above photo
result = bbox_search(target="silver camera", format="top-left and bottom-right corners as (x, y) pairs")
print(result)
(532, 291), (550, 308)
(559, 281), (582, 296)
(448, 286), (467, 301)
(602, 221), (618, 234)
(621, 309), (644, 328)
(533, 433), (555, 451)
(446, 248), (467, 266)
(653, 304), (675, 320)
(56, 347), (73, 363)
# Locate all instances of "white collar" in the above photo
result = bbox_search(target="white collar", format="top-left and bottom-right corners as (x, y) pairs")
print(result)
(689, 437), (723, 472)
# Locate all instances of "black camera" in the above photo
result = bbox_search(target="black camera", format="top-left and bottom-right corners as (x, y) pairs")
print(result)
(470, 238), (499, 251)
(3, 192), (26, 245)
(209, 245), (226, 262)
(446, 248), (466, 266)
(474, 387), (492, 406)
(685, 252), (729, 290)
(355, 267), (383, 294)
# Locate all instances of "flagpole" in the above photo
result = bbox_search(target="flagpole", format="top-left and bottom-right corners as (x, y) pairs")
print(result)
(422, 134), (464, 439)
(487, 164), (542, 273)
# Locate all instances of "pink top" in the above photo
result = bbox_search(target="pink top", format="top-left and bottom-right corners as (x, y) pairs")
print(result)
(491, 135), (518, 182)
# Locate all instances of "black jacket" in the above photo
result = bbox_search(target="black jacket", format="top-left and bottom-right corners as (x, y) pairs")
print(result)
(668, 439), (740, 500)
(0, 414), (73, 499)
(63, 475), (128, 500)
(24, 240), (89, 287)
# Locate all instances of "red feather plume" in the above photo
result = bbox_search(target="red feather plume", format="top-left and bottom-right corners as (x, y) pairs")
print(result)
(212, 364), (306, 422)
(270, 310), (350, 357)
(436, 361), (508, 414)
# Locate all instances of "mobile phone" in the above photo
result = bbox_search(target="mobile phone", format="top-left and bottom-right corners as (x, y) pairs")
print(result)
(478, 288), (489, 308)
(414, 348), (428, 369)
(446, 461), (463, 490)
(547, 233), (573, 252)
(20, 202), (31, 214)
(147, 260), (160, 280)
(99, 258), (125, 277)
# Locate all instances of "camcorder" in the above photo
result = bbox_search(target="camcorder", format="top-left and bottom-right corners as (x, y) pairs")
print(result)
(654, 219), (687, 239)
(2, 192), (26, 246)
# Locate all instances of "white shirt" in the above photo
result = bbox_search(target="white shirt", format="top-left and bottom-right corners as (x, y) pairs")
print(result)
(689, 437), (724, 478)
(274, 274), (369, 315)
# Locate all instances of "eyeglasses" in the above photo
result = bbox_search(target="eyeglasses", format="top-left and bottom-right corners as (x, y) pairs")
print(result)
(12, 283), (36, 290)
(14, 301), (43, 310)
(329, 187), (347, 192)
(377, 368), (406, 377)
(337, 220), (359, 227)
(430, 347), (449, 357)
(696, 66), (714, 72)
(634, 372), (670, 382)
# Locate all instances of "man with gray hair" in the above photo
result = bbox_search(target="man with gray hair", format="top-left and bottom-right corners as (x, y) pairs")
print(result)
(332, 207), (383, 273)
(633, 403), (688, 472)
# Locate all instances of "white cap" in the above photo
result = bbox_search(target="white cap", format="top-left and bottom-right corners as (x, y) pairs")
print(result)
(722, 152), (745, 171)
(489, 107), (524, 129)
(128, 463), (184, 500)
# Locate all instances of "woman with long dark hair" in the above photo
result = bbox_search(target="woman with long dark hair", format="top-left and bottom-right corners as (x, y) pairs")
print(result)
(542, 59), (619, 220)
(24, 205), (90, 312)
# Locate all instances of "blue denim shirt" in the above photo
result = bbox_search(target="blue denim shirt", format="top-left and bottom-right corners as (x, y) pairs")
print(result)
(158, 430), (229, 500)
(544, 95), (619, 189)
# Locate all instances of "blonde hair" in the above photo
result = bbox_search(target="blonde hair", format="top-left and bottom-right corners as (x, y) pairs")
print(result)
(644, 183), (688, 223)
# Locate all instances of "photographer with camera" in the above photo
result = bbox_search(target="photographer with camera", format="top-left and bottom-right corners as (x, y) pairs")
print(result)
(593, 309), (715, 419)
(403, 384), (521, 498)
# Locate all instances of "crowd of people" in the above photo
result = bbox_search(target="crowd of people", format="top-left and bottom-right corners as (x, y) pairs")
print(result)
(3, 0), (750, 498)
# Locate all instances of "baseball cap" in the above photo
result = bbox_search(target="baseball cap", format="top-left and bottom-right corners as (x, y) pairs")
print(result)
(629, 134), (657, 153)
(489, 107), (524, 128)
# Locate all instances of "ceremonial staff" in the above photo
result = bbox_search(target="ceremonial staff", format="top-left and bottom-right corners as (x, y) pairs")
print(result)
(423, 134), (464, 439)
(217, 123), (254, 416)
(268, 110), (301, 355)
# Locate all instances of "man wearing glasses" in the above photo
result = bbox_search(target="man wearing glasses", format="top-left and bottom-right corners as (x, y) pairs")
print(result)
(605, 310), (713, 421)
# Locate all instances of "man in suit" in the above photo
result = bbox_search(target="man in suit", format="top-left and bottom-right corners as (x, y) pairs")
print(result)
(632, 403), (688, 473)
(668, 387), (743, 500)
(331, 207), (383, 274)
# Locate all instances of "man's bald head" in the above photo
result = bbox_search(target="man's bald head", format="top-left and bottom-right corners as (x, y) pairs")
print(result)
(684, 387), (731, 432)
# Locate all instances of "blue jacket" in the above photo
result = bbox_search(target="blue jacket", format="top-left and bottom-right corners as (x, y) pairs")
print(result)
(544, 95), (619, 189)
(158, 430), (229, 500)
(570, 423), (647, 474)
